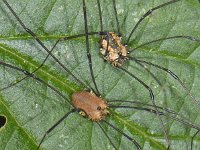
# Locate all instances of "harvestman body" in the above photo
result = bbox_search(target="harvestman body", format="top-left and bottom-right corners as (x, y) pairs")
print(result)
(72, 91), (109, 121)
(100, 32), (129, 67)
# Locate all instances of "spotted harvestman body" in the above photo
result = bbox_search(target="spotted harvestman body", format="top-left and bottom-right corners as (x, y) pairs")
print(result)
(0, 0), (200, 149)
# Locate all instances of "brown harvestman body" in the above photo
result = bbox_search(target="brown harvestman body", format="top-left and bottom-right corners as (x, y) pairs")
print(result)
(1, 0), (200, 149)
(1, 60), (200, 150)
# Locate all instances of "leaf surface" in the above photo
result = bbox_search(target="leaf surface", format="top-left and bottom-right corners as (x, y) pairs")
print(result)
(0, 0), (200, 150)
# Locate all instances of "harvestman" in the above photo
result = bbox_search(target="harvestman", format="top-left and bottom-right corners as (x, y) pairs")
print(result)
(82, 0), (200, 148)
(1, 0), (200, 149)
(2, 60), (200, 150)
(1, 35), (200, 149)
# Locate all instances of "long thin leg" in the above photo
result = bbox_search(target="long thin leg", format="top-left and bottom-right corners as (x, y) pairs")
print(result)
(60, 32), (100, 41)
(1, 62), (77, 148)
(109, 99), (200, 129)
(2, 0), (88, 89)
(112, 0), (120, 34)
(110, 104), (164, 115)
(126, 0), (181, 44)
(0, 40), (59, 91)
(109, 100), (167, 113)
(0, 73), (28, 91)
(134, 60), (162, 86)
(118, 66), (170, 147)
(102, 119), (142, 150)
(130, 57), (200, 108)
(97, 0), (103, 31)
(96, 122), (117, 150)
(130, 35), (200, 53)
(134, 60), (167, 108)
(82, 0), (100, 96)
(111, 100), (194, 125)
(191, 130), (199, 150)
(0, 60), (72, 105)
(109, 103), (200, 131)
(109, 103), (200, 149)
(0, 38), (93, 92)
(109, 100), (165, 113)
(37, 109), (76, 150)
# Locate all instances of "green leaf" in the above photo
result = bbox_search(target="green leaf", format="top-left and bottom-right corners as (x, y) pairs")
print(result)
(0, 0), (200, 150)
